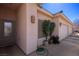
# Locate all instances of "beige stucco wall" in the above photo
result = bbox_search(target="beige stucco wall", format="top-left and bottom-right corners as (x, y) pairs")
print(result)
(26, 4), (38, 55)
(16, 4), (27, 54)
(16, 3), (38, 55)
(38, 11), (53, 20)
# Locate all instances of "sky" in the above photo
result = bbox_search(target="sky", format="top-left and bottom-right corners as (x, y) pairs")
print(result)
(42, 3), (79, 25)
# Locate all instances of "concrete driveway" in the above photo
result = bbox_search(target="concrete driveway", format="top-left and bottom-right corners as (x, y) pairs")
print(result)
(30, 32), (79, 56)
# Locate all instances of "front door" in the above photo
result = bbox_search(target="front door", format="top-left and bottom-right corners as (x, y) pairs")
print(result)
(0, 20), (16, 47)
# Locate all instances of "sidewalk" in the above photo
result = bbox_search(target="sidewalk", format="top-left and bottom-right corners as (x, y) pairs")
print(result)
(29, 33), (79, 56)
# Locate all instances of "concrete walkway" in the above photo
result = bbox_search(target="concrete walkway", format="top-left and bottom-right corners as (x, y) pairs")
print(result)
(30, 33), (79, 56)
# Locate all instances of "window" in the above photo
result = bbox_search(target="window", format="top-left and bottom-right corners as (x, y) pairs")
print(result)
(4, 22), (12, 36)
(38, 20), (45, 38)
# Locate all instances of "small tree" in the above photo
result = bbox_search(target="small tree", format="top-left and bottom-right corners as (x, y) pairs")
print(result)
(42, 20), (55, 41)
(42, 20), (50, 41)
(49, 22), (55, 38)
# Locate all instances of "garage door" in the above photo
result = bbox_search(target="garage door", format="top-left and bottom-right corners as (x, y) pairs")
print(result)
(69, 27), (72, 35)
(59, 24), (68, 40)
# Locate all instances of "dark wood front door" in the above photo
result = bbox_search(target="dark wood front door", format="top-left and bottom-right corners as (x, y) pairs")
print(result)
(0, 20), (16, 47)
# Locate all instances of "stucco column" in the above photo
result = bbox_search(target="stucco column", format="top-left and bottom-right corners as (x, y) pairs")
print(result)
(26, 4), (38, 55)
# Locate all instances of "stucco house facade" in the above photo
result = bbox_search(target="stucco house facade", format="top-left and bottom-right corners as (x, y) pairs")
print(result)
(23, 3), (73, 55)
(37, 5), (73, 45)
(0, 3), (73, 55)
(54, 13), (73, 40)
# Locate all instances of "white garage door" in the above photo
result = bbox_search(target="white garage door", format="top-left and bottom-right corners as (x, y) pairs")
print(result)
(69, 27), (72, 35)
(59, 24), (68, 40)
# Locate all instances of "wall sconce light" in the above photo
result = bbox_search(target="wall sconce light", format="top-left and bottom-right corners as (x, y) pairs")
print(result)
(31, 16), (35, 23)
(60, 22), (62, 26)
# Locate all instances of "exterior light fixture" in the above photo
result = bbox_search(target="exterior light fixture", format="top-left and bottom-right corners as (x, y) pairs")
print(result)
(31, 16), (35, 23)
(60, 22), (62, 26)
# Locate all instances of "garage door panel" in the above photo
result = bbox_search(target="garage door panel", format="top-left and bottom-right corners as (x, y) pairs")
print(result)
(59, 24), (68, 40)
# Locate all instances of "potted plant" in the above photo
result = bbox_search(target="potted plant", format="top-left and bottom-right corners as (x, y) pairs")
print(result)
(42, 20), (50, 46)
(48, 22), (55, 44)
(36, 47), (45, 55)
(36, 47), (48, 56)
